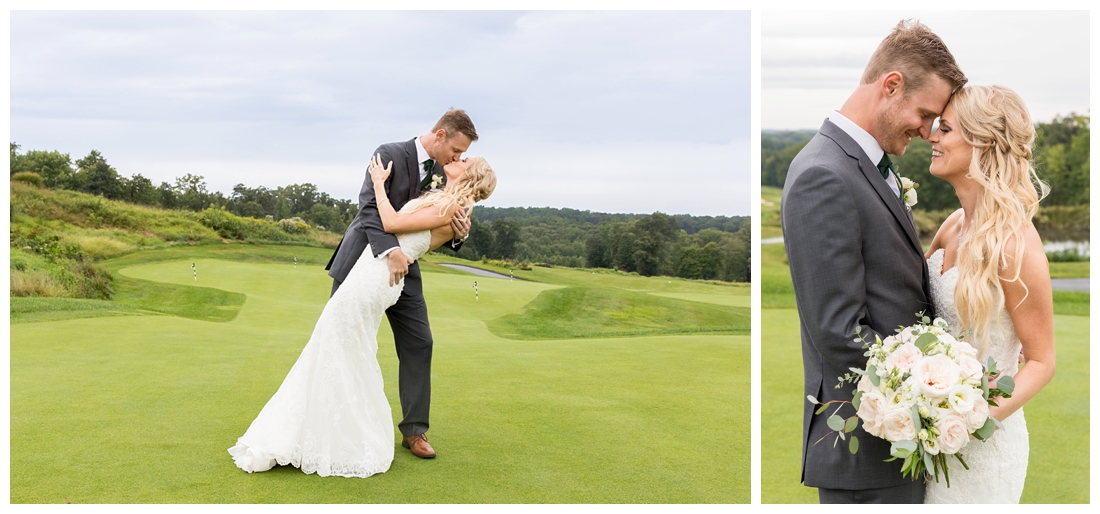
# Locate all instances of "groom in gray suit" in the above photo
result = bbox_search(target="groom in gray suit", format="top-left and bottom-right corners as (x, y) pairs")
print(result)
(326, 109), (476, 459)
(781, 21), (967, 503)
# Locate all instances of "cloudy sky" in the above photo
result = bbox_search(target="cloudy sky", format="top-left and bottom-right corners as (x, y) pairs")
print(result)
(9, 10), (750, 216)
(763, 10), (1091, 130)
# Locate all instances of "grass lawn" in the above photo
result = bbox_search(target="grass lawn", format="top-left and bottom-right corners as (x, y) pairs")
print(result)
(10, 245), (749, 503)
(760, 241), (1090, 504)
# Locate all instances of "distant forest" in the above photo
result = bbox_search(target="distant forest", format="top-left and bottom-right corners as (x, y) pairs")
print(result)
(10, 144), (750, 282)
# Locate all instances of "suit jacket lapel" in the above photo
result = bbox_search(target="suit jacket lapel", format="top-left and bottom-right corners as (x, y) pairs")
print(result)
(820, 121), (924, 257)
(404, 138), (420, 203)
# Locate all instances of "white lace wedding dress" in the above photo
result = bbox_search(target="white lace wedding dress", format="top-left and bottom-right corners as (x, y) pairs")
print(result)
(228, 230), (431, 478)
(924, 248), (1029, 503)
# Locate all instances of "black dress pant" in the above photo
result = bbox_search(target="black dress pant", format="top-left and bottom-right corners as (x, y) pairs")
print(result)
(818, 479), (924, 504)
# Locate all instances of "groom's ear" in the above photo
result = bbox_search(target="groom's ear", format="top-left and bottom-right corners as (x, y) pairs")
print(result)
(882, 72), (904, 98)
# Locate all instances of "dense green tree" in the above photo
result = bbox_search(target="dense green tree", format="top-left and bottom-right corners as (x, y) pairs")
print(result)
(488, 218), (521, 259)
(10, 144), (77, 189)
(74, 150), (123, 199)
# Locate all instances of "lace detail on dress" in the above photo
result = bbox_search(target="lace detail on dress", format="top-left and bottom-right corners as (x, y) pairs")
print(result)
(228, 230), (432, 478)
(924, 248), (1029, 503)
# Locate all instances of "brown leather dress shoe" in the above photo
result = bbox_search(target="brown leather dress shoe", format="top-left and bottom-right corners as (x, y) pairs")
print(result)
(402, 433), (436, 459)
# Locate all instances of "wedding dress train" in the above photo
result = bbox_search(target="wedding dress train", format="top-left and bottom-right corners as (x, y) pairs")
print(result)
(228, 230), (431, 478)
(924, 248), (1029, 503)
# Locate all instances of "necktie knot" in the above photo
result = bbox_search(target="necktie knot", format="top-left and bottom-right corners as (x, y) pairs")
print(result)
(876, 154), (893, 180)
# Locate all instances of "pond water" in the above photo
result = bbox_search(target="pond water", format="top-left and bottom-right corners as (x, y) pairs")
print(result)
(1044, 240), (1090, 257)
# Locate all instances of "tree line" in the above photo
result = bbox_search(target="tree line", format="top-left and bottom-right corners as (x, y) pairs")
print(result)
(455, 207), (750, 283)
(761, 114), (1091, 211)
(9, 144), (358, 233)
(10, 144), (751, 282)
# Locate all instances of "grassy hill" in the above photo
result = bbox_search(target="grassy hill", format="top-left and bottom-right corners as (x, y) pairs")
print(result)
(9, 180), (340, 300)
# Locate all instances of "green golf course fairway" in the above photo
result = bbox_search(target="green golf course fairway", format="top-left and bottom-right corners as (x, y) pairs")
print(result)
(11, 249), (749, 503)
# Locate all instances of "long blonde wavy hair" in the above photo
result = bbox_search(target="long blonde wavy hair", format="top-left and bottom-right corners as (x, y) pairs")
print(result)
(950, 85), (1049, 352)
(403, 156), (497, 219)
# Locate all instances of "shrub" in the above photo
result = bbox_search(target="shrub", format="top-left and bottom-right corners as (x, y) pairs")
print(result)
(11, 171), (44, 188)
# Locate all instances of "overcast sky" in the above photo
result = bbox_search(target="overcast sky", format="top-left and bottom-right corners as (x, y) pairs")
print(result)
(763, 10), (1091, 130)
(9, 10), (750, 216)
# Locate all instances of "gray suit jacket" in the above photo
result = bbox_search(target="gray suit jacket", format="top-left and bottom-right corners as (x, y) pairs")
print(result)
(326, 138), (457, 297)
(781, 119), (934, 490)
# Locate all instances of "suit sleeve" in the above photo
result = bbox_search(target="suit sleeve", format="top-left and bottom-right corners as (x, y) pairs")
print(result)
(783, 165), (886, 376)
(358, 145), (400, 258)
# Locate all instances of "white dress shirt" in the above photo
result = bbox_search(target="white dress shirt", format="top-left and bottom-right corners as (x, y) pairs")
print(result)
(827, 111), (901, 197)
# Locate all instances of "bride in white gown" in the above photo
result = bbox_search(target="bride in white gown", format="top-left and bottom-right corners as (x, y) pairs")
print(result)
(921, 85), (1055, 503)
(228, 155), (496, 478)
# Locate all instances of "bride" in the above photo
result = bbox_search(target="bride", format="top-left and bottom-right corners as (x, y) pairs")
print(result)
(228, 154), (496, 478)
(922, 85), (1055, 503)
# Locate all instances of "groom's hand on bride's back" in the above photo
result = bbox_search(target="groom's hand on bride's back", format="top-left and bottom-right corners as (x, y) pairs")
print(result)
(387, 249), (414, 287)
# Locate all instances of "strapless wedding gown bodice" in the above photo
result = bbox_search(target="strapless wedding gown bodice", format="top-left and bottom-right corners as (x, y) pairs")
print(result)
(924, 248), (1028, 503)
(228, 230), (431, 478)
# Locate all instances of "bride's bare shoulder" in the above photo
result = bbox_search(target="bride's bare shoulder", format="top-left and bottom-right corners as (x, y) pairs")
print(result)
(926, 208), (965, 258)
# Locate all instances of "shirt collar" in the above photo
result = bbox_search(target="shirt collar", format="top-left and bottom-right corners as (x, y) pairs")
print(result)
(828, 110), (885, 164)
(414, 136), (431, 164)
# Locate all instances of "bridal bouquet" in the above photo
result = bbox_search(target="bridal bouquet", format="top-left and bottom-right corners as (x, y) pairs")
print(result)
(807, 315), (1015, 487)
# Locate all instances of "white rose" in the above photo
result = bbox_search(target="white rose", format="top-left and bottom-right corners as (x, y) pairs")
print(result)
(914, 354), (961, 398)
(856, 390), (888, 438)
(964, 397), (991, 432)
(882, 403), (919, 442)
(900, 176), (915, 190)
(904, 187), (918, 208)
(921, 436), (941, 455)
(958, 356), (984, 383)
(946, 384), (979, 414)
(935, 413), (971, 455)
(885, 342), (924, 374)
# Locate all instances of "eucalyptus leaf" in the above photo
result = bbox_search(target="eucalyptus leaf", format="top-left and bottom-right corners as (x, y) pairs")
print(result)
(844, 416), (859, 433)
(915, 332), (938, 352)
(815, 404), (828, 415)
(997, 375), (1016, 394)
(894, 439), (917, 453)
(986, 356), (997, 370)
(807, 395), (819, 405)
(981, 374), (990, 398)
(849, 436), (859, 454)
(923, 451), (934, 478)
(852, 390), (864, 410)
(827, 414), (845, 432)
(911, 404), (922, 425)
(867, 365), (880, 387)
(974, 418), (996, 440)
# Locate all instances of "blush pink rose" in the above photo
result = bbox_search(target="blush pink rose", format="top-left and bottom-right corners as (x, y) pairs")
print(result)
(857, 374), (873, 394)
(881, 403), (918, 442)
(885, 342), (924, 374)
(856, 390), (888, 438)
(965, 397), (991, 431)
(953, 340), (979, 359)
(935, 413), (971, 454)
(914, 354), (961, 398)
(958, 356), (984, 382)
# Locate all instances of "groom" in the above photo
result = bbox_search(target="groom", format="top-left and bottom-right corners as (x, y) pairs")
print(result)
(325, 109), (477, 459)
(781, 21), (967, 503)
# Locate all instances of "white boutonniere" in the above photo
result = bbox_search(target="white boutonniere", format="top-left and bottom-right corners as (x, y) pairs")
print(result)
(899, 176), (918, 211)
(429, 173), (444, 190)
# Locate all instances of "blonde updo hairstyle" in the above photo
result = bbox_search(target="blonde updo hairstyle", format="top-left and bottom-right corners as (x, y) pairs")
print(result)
(404, 156), (496, 219)
(950, 85), (1049, 352)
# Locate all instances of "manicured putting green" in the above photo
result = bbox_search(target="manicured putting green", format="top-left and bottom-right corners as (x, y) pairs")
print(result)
(11, 253), (749, 503)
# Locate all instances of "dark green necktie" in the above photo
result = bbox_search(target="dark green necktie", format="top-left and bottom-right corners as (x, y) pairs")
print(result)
(419, 159), (435, 189)
(877, 154), (902, 199)
(876, 153), (893, 180)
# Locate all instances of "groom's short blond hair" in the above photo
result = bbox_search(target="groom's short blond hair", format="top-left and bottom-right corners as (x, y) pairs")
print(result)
(862, 20), (968, 95)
